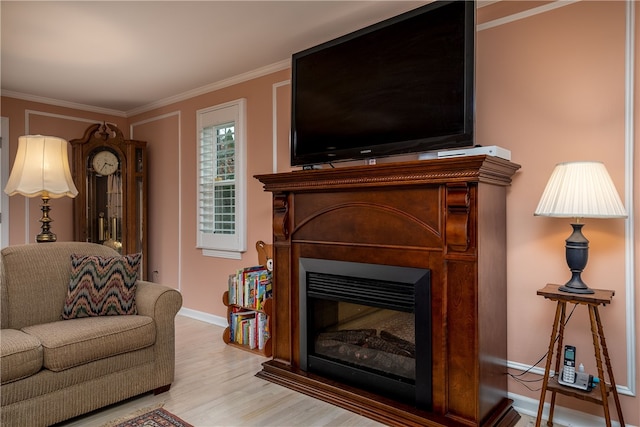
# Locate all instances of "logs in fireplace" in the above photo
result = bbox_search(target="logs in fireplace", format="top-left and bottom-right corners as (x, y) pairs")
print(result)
(315, 329), (416, 379)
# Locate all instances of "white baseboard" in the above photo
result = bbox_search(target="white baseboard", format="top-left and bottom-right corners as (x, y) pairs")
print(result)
(178, 307), (228, 328)
(509, 392), (633, 427)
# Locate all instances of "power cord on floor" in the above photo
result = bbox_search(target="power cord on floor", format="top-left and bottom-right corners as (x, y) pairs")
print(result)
(507, 303), (578, 392)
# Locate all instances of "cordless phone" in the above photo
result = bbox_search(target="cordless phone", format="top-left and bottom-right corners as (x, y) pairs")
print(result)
(562, 345), (576, 383)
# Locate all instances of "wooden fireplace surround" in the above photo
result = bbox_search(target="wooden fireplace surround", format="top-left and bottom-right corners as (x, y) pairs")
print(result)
(255, 156), (521, 427)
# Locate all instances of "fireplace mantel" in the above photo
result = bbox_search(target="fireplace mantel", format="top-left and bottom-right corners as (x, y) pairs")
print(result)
(255, 156), (521, 427)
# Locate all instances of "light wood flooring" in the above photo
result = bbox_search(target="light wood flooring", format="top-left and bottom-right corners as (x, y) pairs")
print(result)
(59, 315), (539, 427)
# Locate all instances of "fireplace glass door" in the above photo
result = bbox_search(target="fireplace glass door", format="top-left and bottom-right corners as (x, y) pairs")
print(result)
(299, 258), (432, 408)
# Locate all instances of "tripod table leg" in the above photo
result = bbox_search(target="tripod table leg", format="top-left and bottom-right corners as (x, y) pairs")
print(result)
(593, 306), (625, 426)
(536, 301), (565, 427)
(588, 305), (612, 427)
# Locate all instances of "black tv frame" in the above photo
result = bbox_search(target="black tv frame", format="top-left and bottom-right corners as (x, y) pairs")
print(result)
(290, 0), (476, 167)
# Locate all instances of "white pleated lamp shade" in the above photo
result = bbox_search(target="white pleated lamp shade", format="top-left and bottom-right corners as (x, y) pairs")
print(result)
(4, 135), (79, 198)
(534, 161), (627, 219)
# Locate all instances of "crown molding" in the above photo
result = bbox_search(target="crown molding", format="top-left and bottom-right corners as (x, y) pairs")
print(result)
(125, 58), (291, 117)
(0, 90), (127, 117)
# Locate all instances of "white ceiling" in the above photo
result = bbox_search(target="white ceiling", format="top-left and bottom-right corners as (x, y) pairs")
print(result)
(1, 1), (426, 116)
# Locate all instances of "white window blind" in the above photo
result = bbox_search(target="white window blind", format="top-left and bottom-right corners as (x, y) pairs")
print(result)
(197, 99), (246, 258)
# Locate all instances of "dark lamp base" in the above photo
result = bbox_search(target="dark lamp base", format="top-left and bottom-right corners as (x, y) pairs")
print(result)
(559, 223), (594, 294)
(559, 284), (595, 294)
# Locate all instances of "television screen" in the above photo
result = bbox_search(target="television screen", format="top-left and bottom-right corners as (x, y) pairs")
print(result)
(291, 0), (475, 166)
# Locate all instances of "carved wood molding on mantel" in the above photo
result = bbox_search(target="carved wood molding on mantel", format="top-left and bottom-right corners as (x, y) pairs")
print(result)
(255, 155), (521, 193)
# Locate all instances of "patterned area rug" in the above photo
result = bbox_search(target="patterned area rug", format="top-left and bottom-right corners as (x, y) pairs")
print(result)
(102, 406), (193, 427)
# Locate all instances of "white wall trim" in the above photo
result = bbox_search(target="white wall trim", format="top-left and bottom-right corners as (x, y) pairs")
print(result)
(272, 80), (290, 173)
(622, 0), (637, 397)
(23, 111), (31, 244)
(510, 391), (633, 427)
(477, 1), (579, 32)
(2, 90), (127, 118)
(1, 117), (10, 248)
(178, 308), (227, 328)
(128, 59), (291, 118)
(24, 109), (101, 128)
(130, 111), (180, 134)
(508, 359), (634, 397)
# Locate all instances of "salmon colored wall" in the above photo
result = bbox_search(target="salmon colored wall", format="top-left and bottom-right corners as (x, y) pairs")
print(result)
(129, 114), (181, 286)
(1, 1), (637, 424)
(477, 2), (638, 424)
(126, 70), (290, 316)
(275, 81), (292, 173)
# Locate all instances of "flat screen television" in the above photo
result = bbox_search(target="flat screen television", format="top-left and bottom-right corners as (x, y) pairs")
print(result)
(291, 0), (475, 167)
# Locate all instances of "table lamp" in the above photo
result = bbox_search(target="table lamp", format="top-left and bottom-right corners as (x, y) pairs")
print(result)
(4, 135), (79, 242)
(534, 161), (627, 294)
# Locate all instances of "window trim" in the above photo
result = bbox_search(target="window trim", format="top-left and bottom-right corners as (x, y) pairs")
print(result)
(196, 98), (247, 258)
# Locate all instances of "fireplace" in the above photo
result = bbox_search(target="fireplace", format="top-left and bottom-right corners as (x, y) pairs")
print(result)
(299, 258), (432, 408)
(255, 157), (521, 427)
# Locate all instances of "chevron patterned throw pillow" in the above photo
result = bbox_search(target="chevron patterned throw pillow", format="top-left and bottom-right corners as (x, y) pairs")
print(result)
(62, 253), (141, 319)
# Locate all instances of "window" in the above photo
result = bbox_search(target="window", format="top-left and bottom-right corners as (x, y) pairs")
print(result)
(197, 99), (246, 258)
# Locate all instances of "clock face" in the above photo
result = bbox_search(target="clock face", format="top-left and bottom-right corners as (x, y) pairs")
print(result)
(92, 150), (119, 175)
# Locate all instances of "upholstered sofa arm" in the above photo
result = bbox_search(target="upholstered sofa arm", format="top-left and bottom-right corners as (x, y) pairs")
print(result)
(134, 280), (182, 389)
(135, 281), (182, 319)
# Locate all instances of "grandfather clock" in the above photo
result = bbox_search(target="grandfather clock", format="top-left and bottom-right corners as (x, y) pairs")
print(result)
(70, 123), (148, 276)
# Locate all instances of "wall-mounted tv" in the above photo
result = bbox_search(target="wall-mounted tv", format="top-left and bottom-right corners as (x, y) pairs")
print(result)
(291, 0), (475, 167)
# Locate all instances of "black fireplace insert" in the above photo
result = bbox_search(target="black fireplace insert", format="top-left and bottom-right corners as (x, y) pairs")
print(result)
(299, 258), (432, 409)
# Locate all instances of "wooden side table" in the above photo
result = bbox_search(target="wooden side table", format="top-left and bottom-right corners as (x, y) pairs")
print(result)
(535, 284), (625, 427)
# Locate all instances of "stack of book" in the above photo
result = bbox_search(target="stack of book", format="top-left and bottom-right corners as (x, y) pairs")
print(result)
(227, 266), (272, 310)
(229, 309), (269, 350)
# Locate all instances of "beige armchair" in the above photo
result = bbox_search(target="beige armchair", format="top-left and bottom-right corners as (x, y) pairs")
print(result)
(1, 242), (182, 427)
